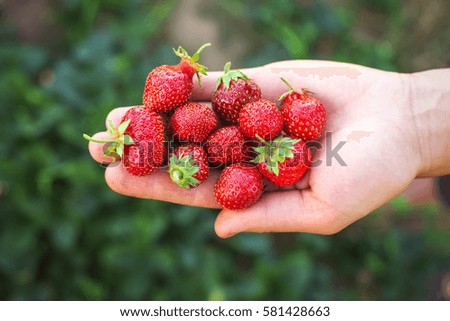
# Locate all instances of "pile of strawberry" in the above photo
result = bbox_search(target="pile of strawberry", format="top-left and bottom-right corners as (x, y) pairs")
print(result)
(84, 44), (326, 210)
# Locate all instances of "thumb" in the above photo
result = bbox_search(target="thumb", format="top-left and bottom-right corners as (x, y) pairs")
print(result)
(214, 190), (346, 238)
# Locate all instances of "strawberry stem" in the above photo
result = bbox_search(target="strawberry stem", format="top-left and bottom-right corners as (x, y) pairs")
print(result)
(191, 43), (211, 62)
(278, 78), (314, 100)
(170, 169), (184, 184)
(173, 43), (211, 87)
(280, 77), (295, 91)
(82, 134), (116, 144)
(83, 119), (134, 160)
(277, 77), (300, 101)
(255, 134), (266, 143)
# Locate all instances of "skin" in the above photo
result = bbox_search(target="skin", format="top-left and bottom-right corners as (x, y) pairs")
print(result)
(87, 60), (450, 238)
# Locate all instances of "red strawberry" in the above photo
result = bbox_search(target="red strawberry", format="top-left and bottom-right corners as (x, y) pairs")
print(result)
(211, 62), (261, 124)
(214, 164), (264, 210)
(143, 43), (210, 113)
(254, 135), (311, 186)
(83, 106), (165, 176)
(239, 99), (284, 140)
(205, 126), (252, 167)
(279, 78), (326, 141)
(169, 144), (208, 189)
(170, 102), (218, 143)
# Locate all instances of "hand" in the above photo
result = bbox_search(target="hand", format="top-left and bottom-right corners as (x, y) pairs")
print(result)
(87, 60), (427, 238)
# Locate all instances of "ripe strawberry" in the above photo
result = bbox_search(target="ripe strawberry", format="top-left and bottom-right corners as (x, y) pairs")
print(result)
(211, 62), (261, 124)
(169, 144), (208, 189)
(170, 102), (218, 143)
(83, 106), (165, 176)
(205, 126), (252, 167)
(254, 135), (311, 186)
(143, 43), (210, 113)
(214, 164), (264, 210)
(239, 99), (283, 140)
(279, 78), (326, 141)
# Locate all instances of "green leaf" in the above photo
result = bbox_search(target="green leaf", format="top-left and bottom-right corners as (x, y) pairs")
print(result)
(253, 146), (266, 154)
(253, 154), (264, 163)
(116, 144), (123, 157)
(273, 163), (279, 176)
(222, 74), (232, 88)
(107, 127), (114, 137)
(118, 119), (131, 134)
(285, 149), (294, 158)
(223, 61), (232, 73)
(216, 61), (250, 89)
(188, 177), (200, 185)
(267, 159), (277, 169)
(123, 135), (134, 145)
(229, 70), (248, 81)
(272, 154), (284, 162)
(215, 77), (222, 90)
(108, 119), (115, 130)
(168, 152), (202, 189)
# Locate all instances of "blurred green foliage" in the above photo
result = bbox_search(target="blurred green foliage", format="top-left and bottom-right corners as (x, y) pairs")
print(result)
(214, 0), (400, 70)
(0, 0), (448, 300)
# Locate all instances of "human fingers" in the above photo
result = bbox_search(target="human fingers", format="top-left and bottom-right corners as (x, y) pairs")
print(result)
(193, 60), (381, 111)
(214, 189), (348, 238)
(257, 60), (380, 103)
(104, 163), (221, 208)
(191, 71), (221, 101)
(104, 106), (132, 128)
(88, 131), (116, 164)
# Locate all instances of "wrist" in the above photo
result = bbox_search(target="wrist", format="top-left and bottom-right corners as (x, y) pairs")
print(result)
(409, 69), (450, 177)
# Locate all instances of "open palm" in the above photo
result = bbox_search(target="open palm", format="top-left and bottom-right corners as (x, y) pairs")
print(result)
(88, 60), (422, 238)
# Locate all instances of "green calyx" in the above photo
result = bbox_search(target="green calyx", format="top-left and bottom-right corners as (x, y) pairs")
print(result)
(215, 61), (249, 90)
(253, 135), (301, 176)
(83, 119), (134, 162)
(173, 43), (211, 86)
(168, 154), (200, 189)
